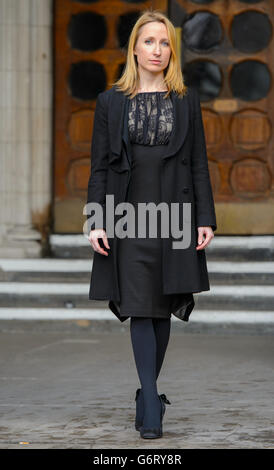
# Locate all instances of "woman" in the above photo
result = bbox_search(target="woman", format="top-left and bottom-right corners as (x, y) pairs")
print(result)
(87, 9), (217, 439)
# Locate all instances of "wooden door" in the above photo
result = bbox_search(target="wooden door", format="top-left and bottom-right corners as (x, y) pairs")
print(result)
(170, 0), (274, 234)
(54, 0), (167, 233)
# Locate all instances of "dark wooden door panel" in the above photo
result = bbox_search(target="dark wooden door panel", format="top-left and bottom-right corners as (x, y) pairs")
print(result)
(170, 0), (274, 234)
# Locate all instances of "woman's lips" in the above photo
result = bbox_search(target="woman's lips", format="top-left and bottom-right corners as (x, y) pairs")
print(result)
(150, 60), (161, 64)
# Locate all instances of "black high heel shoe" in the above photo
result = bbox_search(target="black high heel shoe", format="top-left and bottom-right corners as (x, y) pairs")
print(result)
(139, 393), (171, 439)
(135, 388), (171, 431)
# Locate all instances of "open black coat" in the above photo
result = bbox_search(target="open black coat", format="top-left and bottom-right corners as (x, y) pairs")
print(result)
(86, 85), (217, 323)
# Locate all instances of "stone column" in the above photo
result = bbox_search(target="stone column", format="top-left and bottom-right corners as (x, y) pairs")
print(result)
(0, 0), (52, 257)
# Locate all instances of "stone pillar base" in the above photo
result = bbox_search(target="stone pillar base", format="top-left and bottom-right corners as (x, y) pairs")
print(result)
(0, 228), (42, 258)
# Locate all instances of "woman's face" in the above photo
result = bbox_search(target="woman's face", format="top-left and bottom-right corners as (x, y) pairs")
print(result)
(133, 21), (171, 75)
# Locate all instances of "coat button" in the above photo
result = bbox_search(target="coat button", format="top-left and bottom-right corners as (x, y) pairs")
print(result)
(181, 157), (187, 165)
(183, 187), (189, 193)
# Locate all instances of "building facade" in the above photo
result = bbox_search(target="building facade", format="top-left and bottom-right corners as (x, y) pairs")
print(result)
(1, 0), (274, 258)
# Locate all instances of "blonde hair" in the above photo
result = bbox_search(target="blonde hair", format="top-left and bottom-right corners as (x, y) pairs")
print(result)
(111, 8), (188, 100)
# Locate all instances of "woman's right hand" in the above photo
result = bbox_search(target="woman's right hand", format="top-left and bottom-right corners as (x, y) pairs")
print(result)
(88, 229), (110, 256)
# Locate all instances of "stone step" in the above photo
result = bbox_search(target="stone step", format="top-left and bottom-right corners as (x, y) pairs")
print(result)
(0, 259), (91, 282)
(206, 235), (274, 261)
(0, 308), (273, 324)
(0, 259), (273, 285)
(49, 234), (274, 261)
(1, 309), (274, 335)
(49, 234), (91, 259)
(208, 261), (274, 285)
(0, 283), (273, 311)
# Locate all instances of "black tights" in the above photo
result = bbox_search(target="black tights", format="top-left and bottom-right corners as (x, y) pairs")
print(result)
(130, 317), (171, 428)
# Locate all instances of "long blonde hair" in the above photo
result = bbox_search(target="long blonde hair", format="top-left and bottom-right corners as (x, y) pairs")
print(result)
(111, 9), (188, 100)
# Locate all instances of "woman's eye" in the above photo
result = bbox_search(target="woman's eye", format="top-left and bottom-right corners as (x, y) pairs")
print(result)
(145, 40), (169, 46)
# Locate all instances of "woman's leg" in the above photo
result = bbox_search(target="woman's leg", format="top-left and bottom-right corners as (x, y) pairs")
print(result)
(134, 317), (171, 427)
(130, 317), (161, 428)
(152, 318), (171, 380)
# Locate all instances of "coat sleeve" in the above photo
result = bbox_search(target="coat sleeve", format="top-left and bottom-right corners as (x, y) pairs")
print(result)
(190, 88), (217, 232)
(86, 92), (108, 232)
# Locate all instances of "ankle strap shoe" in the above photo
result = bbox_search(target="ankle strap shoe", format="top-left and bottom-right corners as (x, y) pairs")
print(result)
(135, 388), (171, 431)
(140, 395), (165, 439)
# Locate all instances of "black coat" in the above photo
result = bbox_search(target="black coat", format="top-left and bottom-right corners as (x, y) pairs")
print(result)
(86, 85), (217, 323)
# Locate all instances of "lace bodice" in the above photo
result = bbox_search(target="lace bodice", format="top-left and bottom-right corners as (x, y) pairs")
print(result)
(128, 91), (174, 145)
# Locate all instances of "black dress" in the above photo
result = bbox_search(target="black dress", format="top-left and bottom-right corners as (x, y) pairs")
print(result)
(117, 91), (178, 319)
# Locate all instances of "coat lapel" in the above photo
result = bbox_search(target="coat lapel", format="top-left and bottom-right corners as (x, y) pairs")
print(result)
(108, 87), (189, 168)
(108, 89), (126, 156)
(107, 90), (130, 172)
(162, 90), (189, 160)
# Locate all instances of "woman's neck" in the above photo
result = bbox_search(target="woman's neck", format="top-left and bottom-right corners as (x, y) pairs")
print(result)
(137, 88), (168, 92)
(136, 78), (167, 93)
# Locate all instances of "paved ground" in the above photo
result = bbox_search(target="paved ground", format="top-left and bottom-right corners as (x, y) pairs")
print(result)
(0, 320), (273, 449)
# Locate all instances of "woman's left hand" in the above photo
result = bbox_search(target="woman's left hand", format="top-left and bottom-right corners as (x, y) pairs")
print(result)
(196, 226), (214, 250)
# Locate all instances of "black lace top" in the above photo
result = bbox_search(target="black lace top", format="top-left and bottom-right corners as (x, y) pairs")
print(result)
(128, 91), (174, 145)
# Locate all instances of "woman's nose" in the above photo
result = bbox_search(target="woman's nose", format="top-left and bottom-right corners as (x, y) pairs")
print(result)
(153, 47), (161, 54)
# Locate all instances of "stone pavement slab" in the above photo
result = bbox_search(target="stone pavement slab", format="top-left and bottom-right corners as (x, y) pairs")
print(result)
(0, 320), (273, 449)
